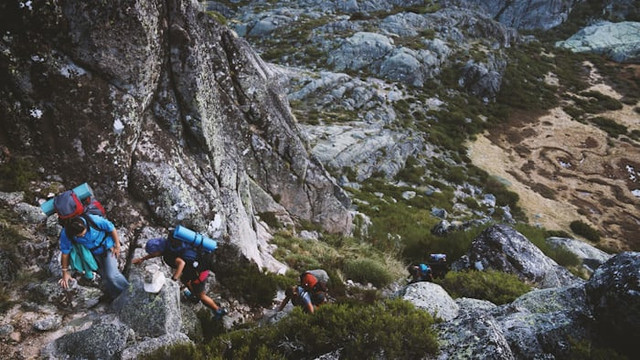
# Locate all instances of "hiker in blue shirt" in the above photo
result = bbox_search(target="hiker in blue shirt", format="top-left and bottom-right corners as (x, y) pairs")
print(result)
(58, 215), (129, 299)
(277, 285), (315, 313)
(408, 263), (433, 283)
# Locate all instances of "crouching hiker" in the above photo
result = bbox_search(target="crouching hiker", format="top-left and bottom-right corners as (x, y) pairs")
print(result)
(408, 263), (433, 283)
(132, 232), (227, 319)
(277, 285), (315, 313)
(300, 269), (329, 307)
(59, 216), (130, 300)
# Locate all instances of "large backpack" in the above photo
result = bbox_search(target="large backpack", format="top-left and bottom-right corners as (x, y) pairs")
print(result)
(53, 190), (106, 227)
(300, 270), (329, 305)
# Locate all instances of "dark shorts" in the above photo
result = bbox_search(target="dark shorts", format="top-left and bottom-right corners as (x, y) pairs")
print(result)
(190, 280), (206, 295)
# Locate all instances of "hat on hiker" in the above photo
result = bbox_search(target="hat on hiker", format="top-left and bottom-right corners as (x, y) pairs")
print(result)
(143, 264), (166, 293)
(145, 237), (167, 254)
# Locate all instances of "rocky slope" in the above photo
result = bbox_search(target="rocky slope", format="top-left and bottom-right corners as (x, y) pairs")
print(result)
(219, 0), (640, 248)
(0, 0), (352, 272)
(1, 0), (639, 359)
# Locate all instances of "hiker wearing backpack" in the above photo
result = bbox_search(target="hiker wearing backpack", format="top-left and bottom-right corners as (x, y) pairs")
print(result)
(58, 215), (130, 299)
(407, 263), (433, 283)
(428, 253), (448, 279)
(300, 269), (329, 306)
(132, 232), (227, 319)
(277, 285), (315, 313)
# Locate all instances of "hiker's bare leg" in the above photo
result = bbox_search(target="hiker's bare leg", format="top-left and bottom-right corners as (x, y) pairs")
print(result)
(197, 291), (220, 311)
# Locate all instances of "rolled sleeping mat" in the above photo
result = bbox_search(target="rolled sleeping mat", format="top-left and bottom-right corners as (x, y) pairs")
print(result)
(173, 225), (217, 252)
(40, 182), (94, 216)
(429, 253), (447, 262)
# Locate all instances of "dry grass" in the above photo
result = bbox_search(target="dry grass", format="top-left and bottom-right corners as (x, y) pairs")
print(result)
(469, 64), (640, 251)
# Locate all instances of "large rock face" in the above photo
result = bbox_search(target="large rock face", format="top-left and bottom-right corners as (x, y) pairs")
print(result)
(41, 315), (133, 360)
(492, 286), (594, 359)
(444, 0), (578, 30)
(396, 281), (459, 321)
(546, 236), (613, 273)
(437, 298), (513, 360)
(464, 225), (579, 288)
(0, 0), (352, 269)
(402, 282), (596, 359)
(585, 252), (640, 355)
(556, 21), (640, 63)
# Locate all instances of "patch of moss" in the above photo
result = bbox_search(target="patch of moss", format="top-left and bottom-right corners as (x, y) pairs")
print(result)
(205, 11), (227, 25)
(0, 156), (38, 194)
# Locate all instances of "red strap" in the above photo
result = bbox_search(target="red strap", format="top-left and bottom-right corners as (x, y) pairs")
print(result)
(193, 270), (209, 285)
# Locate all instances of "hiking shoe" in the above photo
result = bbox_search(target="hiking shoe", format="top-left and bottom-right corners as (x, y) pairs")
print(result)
(214, 308), (227, 319)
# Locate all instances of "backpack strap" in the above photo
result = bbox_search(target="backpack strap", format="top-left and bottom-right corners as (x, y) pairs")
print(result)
(79, 214), (108, 253)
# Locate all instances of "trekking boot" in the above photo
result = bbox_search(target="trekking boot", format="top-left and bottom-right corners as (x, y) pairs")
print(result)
(214, 308), (227, 319)
(183, 289), (192, 298)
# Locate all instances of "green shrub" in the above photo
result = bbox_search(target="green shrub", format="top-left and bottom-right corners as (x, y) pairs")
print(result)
(496, 43), (558, 111)
(579, 90), (623, 111)
(589, 116), (628, 138)
(209, 246), (282, 307)
(257, 212), (282, 229)
(395, 156), (424, 184)
(563, 105), (585, 119)
(438, 270), (532, 305)
(402, 224), (489, 264)
(443, 166), (468, 184)
(142, 299), (438, 360)
(570, 220), (601, 242)
(343, 258), (394, 288)
(482, 177), (526, 221)
(271, 232), (405, 292)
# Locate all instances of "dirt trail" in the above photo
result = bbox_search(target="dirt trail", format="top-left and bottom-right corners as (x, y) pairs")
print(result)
(469, 65), (640, 251)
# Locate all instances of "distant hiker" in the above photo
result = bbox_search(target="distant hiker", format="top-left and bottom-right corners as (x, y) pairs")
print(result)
(408, 263), (433, 283)
(300, 269), (329, 306)
(132, 232), (227, 319)
(277, 285), (315, 313)
(58, 215), (130, 300)
(428, 253), (448, 279)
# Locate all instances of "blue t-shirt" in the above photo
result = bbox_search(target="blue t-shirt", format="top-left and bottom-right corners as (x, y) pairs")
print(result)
(59, 214), (115, 255)
(419, 264), (432, 278)
(292, 286), (313, 310)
